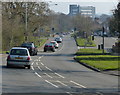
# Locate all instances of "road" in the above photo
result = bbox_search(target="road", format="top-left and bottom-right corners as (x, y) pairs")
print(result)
(94, 36), (117, 49)
(1, 35), (119, 95)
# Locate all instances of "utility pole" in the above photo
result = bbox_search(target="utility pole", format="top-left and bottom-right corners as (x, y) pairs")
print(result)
(102, 26), (105, 54)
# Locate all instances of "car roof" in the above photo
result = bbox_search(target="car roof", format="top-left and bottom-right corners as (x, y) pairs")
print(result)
(11, 47), (28, 50)
(45, 43), (53, 45)
(51, 41), (57, 42)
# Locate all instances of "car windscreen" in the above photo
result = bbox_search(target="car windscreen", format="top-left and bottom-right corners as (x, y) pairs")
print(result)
(10, 49), (28, 56)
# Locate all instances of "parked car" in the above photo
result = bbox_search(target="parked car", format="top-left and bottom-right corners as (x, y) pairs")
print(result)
(50, 41), (59, 48)
(54, 37), (62, 43)
(21, 42), (38, 56)
(6, 47), (31, 69)
(44, 43), (55, 52)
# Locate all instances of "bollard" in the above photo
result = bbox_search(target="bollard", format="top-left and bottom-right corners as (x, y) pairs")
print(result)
(92, 35), (94, 40)
(98, 45), (101, 50)
(101, 44), (103, 49)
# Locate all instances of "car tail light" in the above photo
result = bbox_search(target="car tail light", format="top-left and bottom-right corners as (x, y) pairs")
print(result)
(32, 47), (35, 49)
(52, 46), (54, 48)
(27, 56), (30, 61)
(7, 55), (11, 60)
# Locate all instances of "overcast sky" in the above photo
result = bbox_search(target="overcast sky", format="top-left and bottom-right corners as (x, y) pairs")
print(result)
(44, 0), (119, 15)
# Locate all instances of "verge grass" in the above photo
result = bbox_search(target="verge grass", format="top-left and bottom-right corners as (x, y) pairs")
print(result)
(76, 38), (96, 47)
(75, 49), (119, 71)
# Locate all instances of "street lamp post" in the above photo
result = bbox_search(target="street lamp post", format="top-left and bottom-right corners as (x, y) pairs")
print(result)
(102, 26), (105, 54)
(25, 2), (28, 42)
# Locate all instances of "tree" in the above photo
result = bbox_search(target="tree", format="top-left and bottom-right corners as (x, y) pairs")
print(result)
(2, 2), (51, 50)
(109, 2), (120, 37)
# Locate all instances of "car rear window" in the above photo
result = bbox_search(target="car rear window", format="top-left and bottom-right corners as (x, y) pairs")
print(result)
(10, 49), (28, 56)
(50, 42), (55, 44)
(21, 43), (33, 47)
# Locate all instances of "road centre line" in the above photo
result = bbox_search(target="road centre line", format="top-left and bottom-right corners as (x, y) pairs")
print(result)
(45, 80), (59, 88)
(70, 81), (86, 88)
(35, 72), (42, 78)
(44, 73), (53, 78)
(55, 73), (65, 78)
(56, 80), (68, 87)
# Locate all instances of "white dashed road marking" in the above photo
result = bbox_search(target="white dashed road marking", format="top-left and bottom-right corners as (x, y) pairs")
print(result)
(56, 80), (68, 87)
(35, 72), (41, 78)
(31, 62), (34, 66)
(70, 81), (86, 88)
(41, 62), (44, 66)
(44, 73), (53, 78)
(31, 66), (34, 70)
(36, 62), (38, 66)
(45, 80), (59, 88)
(38, 66), (42, 71)
(66, 92), (73, 95)
(45, 66), (53, 71)
(55, 73), (65, 78)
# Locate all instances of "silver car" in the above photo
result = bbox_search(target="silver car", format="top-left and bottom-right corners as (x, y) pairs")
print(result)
(50, 41), (59, 48)
(6, 47), (31, 69)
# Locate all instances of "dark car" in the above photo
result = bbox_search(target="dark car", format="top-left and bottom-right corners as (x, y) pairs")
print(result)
(21, 42), (38, 56)
(44, 43), (55, 52)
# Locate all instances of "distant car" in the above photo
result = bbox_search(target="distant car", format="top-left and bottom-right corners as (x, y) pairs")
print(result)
(54, 37), (62, 43)
(6, 47), (31, 69)
(21, 42), (38, 56)
(44, 43), (55, 52)
(50, 41), (59, 48)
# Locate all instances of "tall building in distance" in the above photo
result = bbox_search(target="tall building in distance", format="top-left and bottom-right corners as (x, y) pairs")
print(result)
(69, 4), (95, 19)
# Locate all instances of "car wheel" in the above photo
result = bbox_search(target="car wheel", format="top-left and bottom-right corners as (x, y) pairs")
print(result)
(7, 63), (10, 68)
(27, 65), (31, 69)
(44, 49), (47, 52)
(52, 49), (55, 52)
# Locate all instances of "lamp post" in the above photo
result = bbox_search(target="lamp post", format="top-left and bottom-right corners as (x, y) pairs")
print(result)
(25, 2), (28, 42)
(102, 26), (105, 54)
(48, 2), (58, 35)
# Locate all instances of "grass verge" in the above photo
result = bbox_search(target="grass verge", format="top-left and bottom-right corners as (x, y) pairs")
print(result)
(75, 55), (119, 71)
(76, 48), (110, 55)
(75, 48), (119, 71)
(76, 37), (96, 47)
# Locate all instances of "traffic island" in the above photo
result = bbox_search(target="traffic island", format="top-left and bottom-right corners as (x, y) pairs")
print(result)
(74, 48), (120, 76)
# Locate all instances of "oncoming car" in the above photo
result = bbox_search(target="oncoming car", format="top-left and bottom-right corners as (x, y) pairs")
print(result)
(6, 47), (31, 69)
